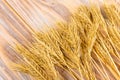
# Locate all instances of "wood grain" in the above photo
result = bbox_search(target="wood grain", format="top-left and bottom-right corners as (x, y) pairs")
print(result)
(0, 0), (119, 80)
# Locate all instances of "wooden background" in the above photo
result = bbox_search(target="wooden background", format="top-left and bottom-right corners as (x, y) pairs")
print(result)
(0, 0), (119, 80)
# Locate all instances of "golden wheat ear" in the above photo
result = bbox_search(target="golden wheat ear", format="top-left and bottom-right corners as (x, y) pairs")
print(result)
(9, 3), (120, 80)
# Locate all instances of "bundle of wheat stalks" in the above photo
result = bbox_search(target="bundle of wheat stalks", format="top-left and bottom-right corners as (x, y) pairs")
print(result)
(6, 2), (120, 80)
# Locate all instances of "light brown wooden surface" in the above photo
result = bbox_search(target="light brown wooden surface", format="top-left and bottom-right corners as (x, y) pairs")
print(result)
(0, 0), (119, 80)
